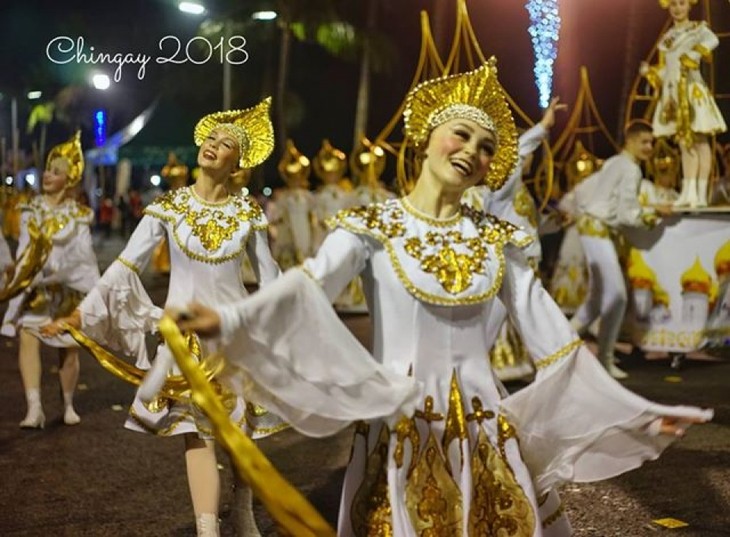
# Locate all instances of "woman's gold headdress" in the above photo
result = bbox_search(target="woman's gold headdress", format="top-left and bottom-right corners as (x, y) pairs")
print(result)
(278, 139), (311, 188)
(193, 97), (274, 169)
(658, 0), (697, 8)
(46, 131), (84, 188)
(313, 139), (347, 181)
(403, 58), (518, 190)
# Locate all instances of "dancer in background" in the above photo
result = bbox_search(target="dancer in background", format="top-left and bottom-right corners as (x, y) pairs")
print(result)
(641, 0), (726, 207)
(1, 132), (100, 428)
(463, 96), (565, 381)
(172, 63), (710, 536)
(567, 120), (673, 379)
(47, 98), (281, 537)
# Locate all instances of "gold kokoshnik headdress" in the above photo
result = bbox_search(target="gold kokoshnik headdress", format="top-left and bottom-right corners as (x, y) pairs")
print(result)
(403, 57), (518, 191)
(46, 131), (84, 188)
(193, 97), (274, 169)
(658, 0), (697, 8)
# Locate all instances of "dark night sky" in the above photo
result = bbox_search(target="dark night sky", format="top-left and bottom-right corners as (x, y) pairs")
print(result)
(1, 0), (729, 181)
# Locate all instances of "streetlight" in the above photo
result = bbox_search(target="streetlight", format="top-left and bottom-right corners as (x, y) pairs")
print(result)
(178, 2), (206, 15)
(27, 91), (42, 100)
(92, 73), (111, 90)
(252, 11), (277, 21)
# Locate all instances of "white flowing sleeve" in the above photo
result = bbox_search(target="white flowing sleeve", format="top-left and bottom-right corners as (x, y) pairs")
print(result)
(244, 228), (280, 286)
(78, 215), (166, 368)
(215, 229), (420, 437)
(498, 246), (713, 495)
(488, 124), (546, 207)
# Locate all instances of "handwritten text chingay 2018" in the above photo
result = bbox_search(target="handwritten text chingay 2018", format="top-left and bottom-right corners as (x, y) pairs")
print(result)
(46, 36), (249, 82)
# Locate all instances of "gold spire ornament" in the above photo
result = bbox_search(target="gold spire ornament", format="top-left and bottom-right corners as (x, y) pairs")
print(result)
(278, 139), (311, 188)
(45, 131), (84, 188)
(350, 136), (386, 188)
(402, 58), (518, 191)
(313, 139), (347, 184)
(193, 97), (274, 169)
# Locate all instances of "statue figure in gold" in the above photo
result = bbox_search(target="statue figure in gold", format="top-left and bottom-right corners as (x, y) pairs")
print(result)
(640, 0), (727, 207)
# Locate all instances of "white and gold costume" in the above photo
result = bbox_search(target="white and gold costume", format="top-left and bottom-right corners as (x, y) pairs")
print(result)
(463, 123), (546, 381)
(268, 141), (318, 270)
(78, 186), (282, 438)
(639, 178), (679, 206)
(646, 21), (726, 142)
(570, 152), (656, 372)
(211, 197), (710, 536)
(1, 196), (99, 346)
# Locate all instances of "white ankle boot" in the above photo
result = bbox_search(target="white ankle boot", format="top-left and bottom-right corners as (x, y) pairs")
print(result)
(601, 355), (628, 379)
(64, 406), (81, 425)
(674, 178), (696, 207)
(20, 404), (46, 429)
(195, 513), (220, 537)
(696, 178), (708, 208)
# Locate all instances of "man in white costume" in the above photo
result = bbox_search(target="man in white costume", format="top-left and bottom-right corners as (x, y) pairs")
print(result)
(569, 120), (672, 379)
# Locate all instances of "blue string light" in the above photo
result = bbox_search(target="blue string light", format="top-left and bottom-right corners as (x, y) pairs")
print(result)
(93, 109), (107, 147)
(525, 0), (561, 109)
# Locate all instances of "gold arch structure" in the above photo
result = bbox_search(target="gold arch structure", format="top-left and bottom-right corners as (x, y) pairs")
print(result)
(375, 10), (444, 195)
(540, 66), (619, 199)
(376, 0), (555, 207)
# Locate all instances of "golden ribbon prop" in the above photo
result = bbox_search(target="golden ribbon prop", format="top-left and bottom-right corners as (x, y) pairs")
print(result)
(63, 323), (223, 401)
(0, 221), (52, 302)
(157, 316), (336, 537)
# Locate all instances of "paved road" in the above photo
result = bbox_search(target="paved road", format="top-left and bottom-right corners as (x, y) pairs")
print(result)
(0, 234), (728, 536)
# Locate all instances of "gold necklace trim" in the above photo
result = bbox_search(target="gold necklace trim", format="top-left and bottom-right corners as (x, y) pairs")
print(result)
(400, 196), (461, 227)
(189, 185), (231, 206)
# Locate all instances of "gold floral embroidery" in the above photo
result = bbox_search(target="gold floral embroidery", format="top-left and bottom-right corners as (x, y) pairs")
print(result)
(405, 432), (463, 536)
(497, 415), (519, 461)
(404, 230), (488, 294)
(415, 396), (444, 424)
(329, 199), (531, 305)
(351, 424), (394, 536)
(394, 416), (420, 473)
(468, 427), (536, 536)
(466, 397), (495, 424)
(442, 372), (468, 471)
(513, 183), (538, 228)
(576, 214), (610, 238)
(150, 188), (264, 252)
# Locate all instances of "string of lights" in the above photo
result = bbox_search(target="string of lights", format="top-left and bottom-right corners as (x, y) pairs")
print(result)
(525, 0), (561, 109)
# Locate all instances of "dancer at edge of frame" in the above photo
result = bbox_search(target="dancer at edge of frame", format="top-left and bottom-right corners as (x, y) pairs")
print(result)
(1, 132), (100, 429)
(46, 98), (282, 537)
(640, 0), (727, 208)
(164, 60), (711, 536)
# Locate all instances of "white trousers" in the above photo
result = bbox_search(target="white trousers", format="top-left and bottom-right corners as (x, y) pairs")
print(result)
(572, 234), (627, 364)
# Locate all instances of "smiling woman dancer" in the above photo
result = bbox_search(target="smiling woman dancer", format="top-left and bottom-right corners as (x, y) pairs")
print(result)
(47, 98), (281, 537)
(1, 132), (99, 429)
(173, 62), (710, 536)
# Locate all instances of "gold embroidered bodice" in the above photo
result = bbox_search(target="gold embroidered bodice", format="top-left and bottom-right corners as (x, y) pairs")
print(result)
(23, 196), (93, 241)
(144, 186), (267, 264)
(328, 198), (532, 306)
